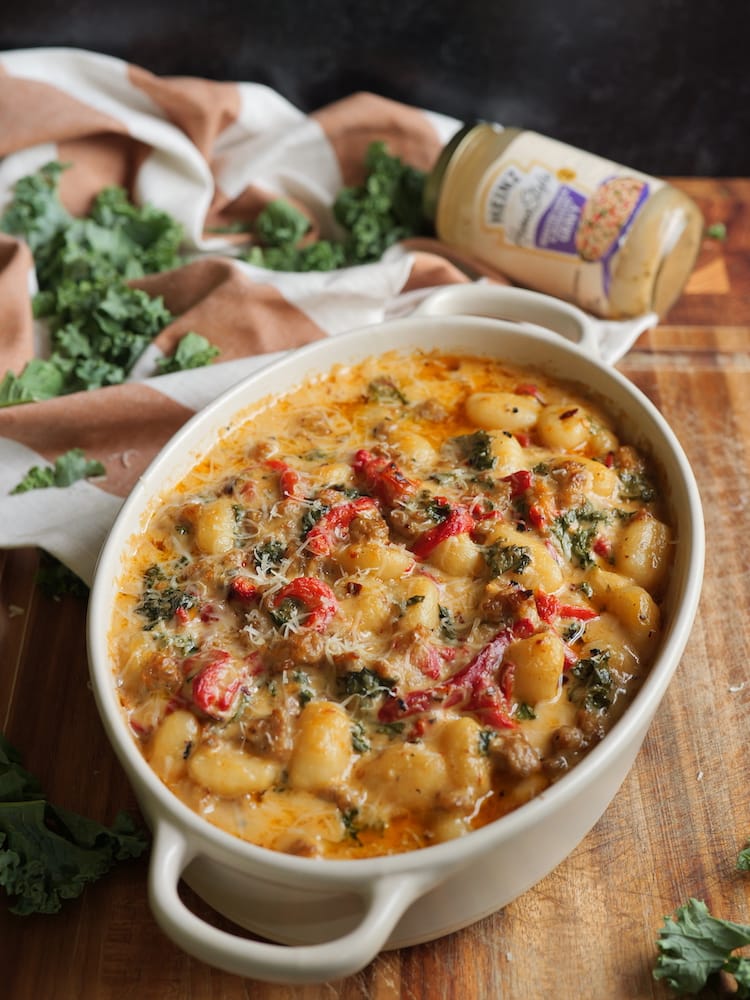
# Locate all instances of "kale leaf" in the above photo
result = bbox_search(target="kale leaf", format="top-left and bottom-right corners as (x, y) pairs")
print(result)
(0, 732), (147, 915)
(253, 199), (311, 248)
(155, 331), (220, 374)
(454, 430), (496, 471)
(567, 648), (614, 712)
(10, 447), (105, 494)
(485, 542), (532, 577)
(0, 359), (65, 407)
(0, 161), (217, 400)
(654, 898), (750, 995)
(243, 141), (428, 271)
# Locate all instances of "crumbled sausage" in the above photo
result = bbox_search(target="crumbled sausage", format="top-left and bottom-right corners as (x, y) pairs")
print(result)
(270, 629), (327, 667)
(550, 460), (591, 510)
(241, 707), (294, 760)
(413, 399), (449, 422)
(489, 729), (541, 777)
(480, 580), (535, 624)
(142, 652), (182, 693)
(348, 506), (390, 543)
(544, 711), (605, 776)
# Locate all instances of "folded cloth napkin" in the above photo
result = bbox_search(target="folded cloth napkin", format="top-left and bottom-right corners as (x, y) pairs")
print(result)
(0, 48), (651, 586)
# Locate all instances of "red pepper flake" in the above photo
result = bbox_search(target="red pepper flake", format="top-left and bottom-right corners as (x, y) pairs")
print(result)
(593, 536), (612, 558)
(515, 432), (531, 448)
(412, 504), (474, 560)
(199, 603), (220, 622)
(175, 606), (190, 624)
(528, 503), (547, 530)
(604, 451), (615, 468)
(514, 383), (544, 402)
(346, 581), (363, 596)
(559, 407), (579, 420)
(352, 449), (419, 507)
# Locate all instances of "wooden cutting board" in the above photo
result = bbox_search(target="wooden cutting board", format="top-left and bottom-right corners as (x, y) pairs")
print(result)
(1, 178), (748, 1000)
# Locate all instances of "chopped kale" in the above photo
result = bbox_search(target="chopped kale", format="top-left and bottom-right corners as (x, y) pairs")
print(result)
(485, 542), (532, 577)
(300, 499), (330, 537)
(253, 199), (311, 248)
(654, 897), (750, 995)
(366, 376), (407, 405)
(253, 539), (286, 570)
(351, 722), (371, 754)
(568, 648), (614, 712)
(618, 470), (657, 503)
(438, 604), (457, 640)
(341, 807), (362, 843)
(135, 564), (197, 630)
(337, 668), (395, 700)
(551, 503), (610, 569)
(454, 430), (496, 471)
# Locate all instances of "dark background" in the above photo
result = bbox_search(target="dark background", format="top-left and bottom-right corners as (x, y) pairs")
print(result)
(2, 0), (749, 176)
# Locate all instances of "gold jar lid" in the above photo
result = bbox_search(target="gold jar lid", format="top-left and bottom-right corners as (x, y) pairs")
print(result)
(423, 123), (481, 221)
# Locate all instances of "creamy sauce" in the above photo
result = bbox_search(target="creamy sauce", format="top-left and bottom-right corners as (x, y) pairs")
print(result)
(110, 349), (673, 858)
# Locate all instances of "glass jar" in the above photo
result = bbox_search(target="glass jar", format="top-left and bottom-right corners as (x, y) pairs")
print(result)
(423, 123), (704, 319)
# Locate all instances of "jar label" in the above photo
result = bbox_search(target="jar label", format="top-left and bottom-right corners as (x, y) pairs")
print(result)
(476, 132), (661, 314)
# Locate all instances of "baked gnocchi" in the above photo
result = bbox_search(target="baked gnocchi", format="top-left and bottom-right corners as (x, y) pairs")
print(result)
(110, 349), (672, 859)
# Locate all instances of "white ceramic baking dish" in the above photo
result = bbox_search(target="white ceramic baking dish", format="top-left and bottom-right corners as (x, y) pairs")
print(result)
(87, 286), (703, 985)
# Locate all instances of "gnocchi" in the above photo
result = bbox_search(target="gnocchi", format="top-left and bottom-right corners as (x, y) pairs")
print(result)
(112, 348), (672, 860)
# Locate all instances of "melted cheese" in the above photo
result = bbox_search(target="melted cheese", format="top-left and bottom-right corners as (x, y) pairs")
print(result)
(110, 349), (672, 858)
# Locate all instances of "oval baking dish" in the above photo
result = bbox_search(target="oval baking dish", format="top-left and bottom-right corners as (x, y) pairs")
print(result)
(87, 289), (704, 985)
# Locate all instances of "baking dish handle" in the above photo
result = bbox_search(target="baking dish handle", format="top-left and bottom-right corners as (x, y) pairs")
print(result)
(412, 284), (656, 364)
(148, 821), (439, 984)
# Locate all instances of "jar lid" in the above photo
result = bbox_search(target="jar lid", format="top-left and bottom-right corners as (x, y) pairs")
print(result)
(422, 123), (478, 221)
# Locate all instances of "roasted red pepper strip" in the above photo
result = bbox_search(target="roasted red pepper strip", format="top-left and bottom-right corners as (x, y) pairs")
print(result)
(228, 576), (259, 602)
(352, 449), (418, 506)
(411, 504), (474, 560)
(535, 591), (598, 623)
(273, 576), (338, 631)
(187, 650), (242, 719)
(502, 469), (533, 499)
(267, 458), (301, 499)
(305, 496), (379, 555)
(378, 619), (534, 729)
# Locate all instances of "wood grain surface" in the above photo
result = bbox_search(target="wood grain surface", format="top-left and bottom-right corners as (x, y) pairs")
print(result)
(1, 179), (748, 1000)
